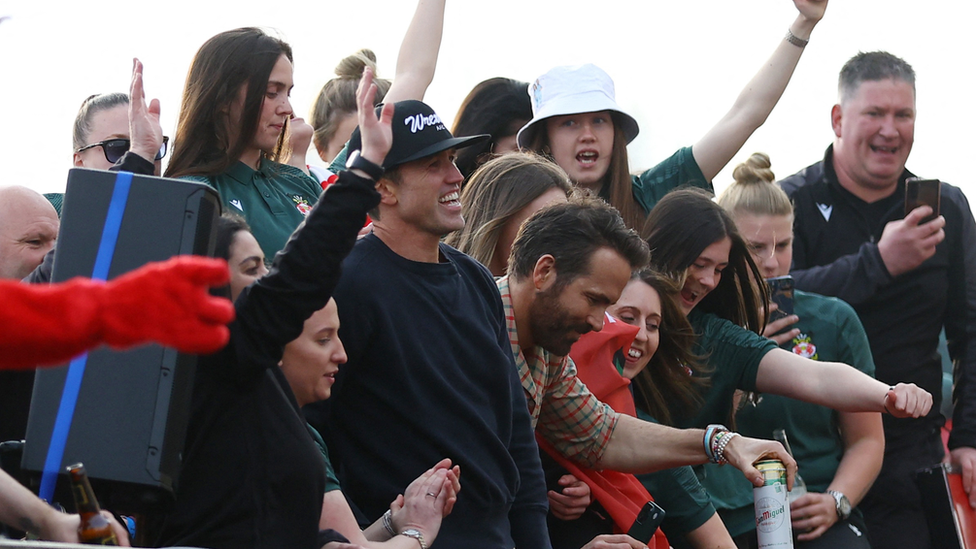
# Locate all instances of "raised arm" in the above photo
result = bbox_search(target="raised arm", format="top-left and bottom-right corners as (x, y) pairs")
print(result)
(127, 58), (163, 165)
(382, 0), (446, 104)
(692, 0), (827, 180)
(233, 69), (392, 376)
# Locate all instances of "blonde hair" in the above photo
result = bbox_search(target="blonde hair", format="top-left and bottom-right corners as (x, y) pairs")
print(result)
(309, 49), (391, 158)
(445, 153), (573, 272)
(716, 152), (793, 219)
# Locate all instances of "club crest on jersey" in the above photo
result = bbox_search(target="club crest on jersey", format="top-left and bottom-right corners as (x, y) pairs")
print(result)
(292, 196), (312, 216)
(791, 333), (818, 360)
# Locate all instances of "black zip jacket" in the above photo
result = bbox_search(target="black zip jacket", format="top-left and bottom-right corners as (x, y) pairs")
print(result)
(780, 146), (976, 450)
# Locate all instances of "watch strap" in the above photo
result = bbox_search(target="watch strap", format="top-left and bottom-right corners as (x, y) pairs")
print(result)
(346, 150), (385, 181)
(399, 528), (427, 549)
(826, 489), (851, 520)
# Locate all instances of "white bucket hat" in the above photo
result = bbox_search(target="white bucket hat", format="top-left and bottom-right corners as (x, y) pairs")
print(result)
(516, 64), (640, 149)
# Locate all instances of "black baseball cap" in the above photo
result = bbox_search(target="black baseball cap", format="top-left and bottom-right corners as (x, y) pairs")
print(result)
(348, 100), (489, 170)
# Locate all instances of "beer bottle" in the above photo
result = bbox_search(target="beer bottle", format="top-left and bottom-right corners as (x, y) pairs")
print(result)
(773, 429), (807, 502)
(66, 463), (119, 545)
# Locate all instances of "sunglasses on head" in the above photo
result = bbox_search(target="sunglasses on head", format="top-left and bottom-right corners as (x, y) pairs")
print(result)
(75, 136), (169, 164)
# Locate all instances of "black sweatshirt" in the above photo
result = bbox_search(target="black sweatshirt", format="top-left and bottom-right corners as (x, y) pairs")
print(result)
(158, 169), (379, 548)
(313, 236), (551, 549)
(781, 146), (976, 450)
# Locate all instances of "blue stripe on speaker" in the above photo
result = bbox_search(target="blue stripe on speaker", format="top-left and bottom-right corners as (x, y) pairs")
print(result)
(39, 171), (133, 503)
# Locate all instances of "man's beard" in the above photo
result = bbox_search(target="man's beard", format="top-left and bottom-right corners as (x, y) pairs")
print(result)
(529, 285), (592, 357)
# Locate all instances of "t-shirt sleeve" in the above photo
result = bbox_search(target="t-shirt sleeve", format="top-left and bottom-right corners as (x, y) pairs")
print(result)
(230, 172), (379, 382)
(307, 424), (342, 493)
(692, 312), (777, 394)
(631, 147), (712, 214)
(536, 356), (619, 467)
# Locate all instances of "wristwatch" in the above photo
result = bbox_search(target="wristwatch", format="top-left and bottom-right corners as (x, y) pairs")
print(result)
(826, 490), (852, 520)
(399, 528), (428, 549)
(345, 149), (385, 181)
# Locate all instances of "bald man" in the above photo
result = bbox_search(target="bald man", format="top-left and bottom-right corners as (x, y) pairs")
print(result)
(0, 186), (59, 280)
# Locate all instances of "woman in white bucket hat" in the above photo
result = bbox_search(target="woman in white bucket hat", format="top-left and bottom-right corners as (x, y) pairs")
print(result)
(518, 0), (828, 231)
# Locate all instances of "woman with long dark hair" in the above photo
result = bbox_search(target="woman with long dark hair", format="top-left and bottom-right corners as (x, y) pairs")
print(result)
(166, 1), (445, 259)
(450, 77), (532, 180)
(707, 153), (881, 548)
(641, 188), (930, 429)
(164, 27), (318, 259)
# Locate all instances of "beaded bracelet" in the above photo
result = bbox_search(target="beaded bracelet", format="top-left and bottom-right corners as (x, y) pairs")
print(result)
(710, 430), (728, 463)
(708, 428), (731, 464)
(715, 432), (740, 465)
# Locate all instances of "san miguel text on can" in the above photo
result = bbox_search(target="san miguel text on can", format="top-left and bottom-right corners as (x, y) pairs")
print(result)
(754, 459), (793, 549)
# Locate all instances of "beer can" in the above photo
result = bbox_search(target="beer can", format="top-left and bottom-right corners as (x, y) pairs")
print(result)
(754, 459), (793, 548)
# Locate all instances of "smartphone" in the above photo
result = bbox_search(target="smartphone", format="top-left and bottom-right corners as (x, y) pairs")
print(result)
(628, 501), (666, 544)
(766, 275), (794, 323)
(905, 178), (941, 223)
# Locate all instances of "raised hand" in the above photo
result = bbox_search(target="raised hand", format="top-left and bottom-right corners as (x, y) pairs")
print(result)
(793, 0), (828, 26)
(285, 116), (314, 174)
(356, 67), (394, 168)
(127, 58), (164, 166)
(878, 207), (946, 277)
(762, 303), (800, 345)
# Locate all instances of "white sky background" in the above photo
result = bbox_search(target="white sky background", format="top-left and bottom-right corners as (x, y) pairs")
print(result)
(0, 0), (972, 203)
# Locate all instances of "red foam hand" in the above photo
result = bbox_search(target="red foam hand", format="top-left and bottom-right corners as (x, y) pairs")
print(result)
(0, 256), (234, 371)
(97, 256), (234, 353)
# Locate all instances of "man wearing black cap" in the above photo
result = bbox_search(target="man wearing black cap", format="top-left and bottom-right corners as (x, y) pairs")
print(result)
(312, 100), (551, 549)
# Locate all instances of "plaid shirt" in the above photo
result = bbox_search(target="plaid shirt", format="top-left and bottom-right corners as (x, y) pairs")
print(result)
(497, 276), (618, 467)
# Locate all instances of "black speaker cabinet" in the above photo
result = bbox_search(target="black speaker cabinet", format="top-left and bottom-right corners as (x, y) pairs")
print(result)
(22, 168), (220, 512)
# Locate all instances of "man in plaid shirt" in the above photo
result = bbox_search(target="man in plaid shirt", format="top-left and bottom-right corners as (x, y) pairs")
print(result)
(498, 198), (797, 512)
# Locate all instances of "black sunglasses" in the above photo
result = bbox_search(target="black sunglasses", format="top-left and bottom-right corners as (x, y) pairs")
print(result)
(75, 136), (169, 164)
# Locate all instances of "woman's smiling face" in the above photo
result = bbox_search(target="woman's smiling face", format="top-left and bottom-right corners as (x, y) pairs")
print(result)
(678, 237), (731, 316)
(608, 278), (662, 380)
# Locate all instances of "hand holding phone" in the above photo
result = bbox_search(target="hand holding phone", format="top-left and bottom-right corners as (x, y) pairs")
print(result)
(766, 276), (795, 322)
(628, 501), (666, 544)
(905, 178), (941, 223)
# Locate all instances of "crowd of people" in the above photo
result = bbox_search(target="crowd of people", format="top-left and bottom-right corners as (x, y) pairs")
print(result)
(1, 0), (973, 548)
